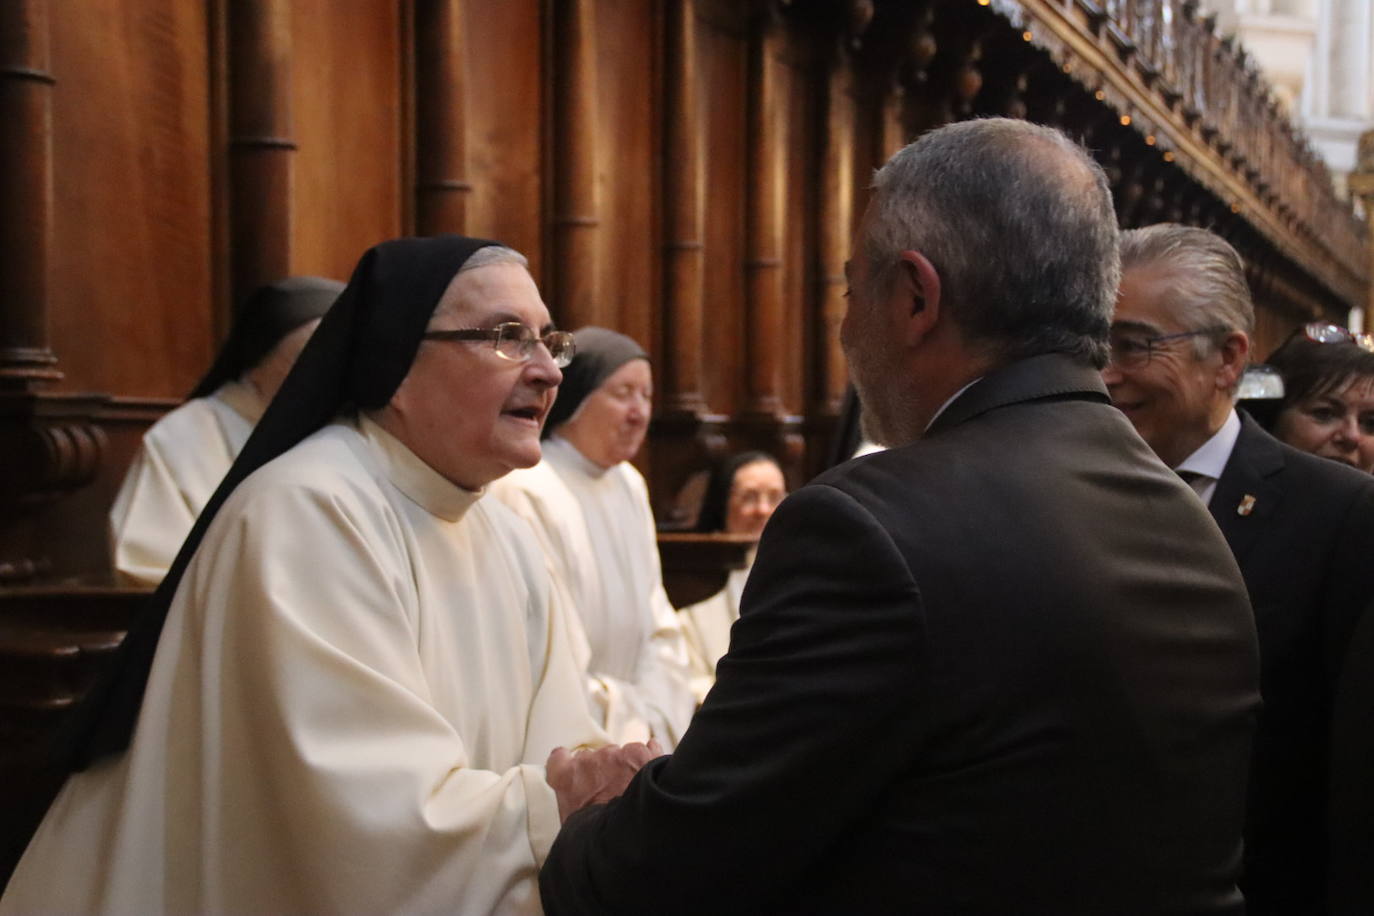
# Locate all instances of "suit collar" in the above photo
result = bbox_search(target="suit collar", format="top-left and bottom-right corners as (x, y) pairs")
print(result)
(1210, 411), (1285, 560)
(926, 353), (1110, 435)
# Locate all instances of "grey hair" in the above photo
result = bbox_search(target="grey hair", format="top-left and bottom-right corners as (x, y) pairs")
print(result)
(459, 244), (528, 274)
(433, 244), (530, 319)
(862, 118), (1119, 368)
(1118, 224), (1254, 359)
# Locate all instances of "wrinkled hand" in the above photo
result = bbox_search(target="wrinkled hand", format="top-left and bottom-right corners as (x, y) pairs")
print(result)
(546, 739), (664, 823)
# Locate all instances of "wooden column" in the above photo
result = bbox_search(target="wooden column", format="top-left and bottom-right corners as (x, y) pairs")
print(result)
(661, 0), (705, 415)
(652, 0), (726, 529)
(228, 0), (293, 305)
(0, 0), (58, 387)
(743, 8), (785, 418)
(815, 51), (855, 419)
(552, 0), (600, 329)
(414, 0), (470, 234)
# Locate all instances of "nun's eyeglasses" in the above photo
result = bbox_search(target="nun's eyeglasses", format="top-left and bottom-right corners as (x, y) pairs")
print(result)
(423, 322), (576, 368)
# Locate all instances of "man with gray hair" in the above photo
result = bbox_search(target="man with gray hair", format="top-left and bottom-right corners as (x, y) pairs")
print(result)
(1105, 223), (1374, 914)
(540, 120), (1260, 914)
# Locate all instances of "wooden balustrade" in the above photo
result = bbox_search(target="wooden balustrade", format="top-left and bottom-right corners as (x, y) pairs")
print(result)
(1019, 0), (1365, 308)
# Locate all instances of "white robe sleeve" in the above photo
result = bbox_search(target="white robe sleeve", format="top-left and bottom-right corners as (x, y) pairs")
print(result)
(108, 439), (199, 586)
(185, 480), (577, 913)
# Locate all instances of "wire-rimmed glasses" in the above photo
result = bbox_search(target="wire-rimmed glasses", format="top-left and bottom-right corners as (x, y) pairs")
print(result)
(1303, 322), (1374, 353)
(1107, 325), (1230, 370)
(423, 322), (576, 368)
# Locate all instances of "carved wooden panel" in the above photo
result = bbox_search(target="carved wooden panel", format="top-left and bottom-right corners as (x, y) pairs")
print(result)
(463, 0), (544, 281)
(289, 0), (405, 281)
(48, 0), (215, 398)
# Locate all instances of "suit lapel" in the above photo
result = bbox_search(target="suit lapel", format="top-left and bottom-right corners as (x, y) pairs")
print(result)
(926, 353), (1110, 436)
(1210, 413), (1285, 565)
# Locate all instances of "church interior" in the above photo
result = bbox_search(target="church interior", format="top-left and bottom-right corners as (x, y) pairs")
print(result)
(1, 0), (1369, 884)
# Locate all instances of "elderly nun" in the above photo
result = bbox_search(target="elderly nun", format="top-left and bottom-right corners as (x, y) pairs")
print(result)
(2, 238), (654, 915)
(489, 327), (696, 748)
(109, 276), (342, 585)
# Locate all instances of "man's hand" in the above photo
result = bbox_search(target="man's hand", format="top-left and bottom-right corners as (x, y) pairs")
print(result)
(546, 740), (664, 823)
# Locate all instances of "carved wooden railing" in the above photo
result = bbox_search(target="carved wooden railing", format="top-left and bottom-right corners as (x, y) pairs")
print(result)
(1003, 0), (1366, 307)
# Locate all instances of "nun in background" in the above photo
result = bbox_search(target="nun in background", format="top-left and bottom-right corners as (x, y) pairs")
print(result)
(4, 238), (653, 915)
(490, 327), (697, 748)
(680, 451), (787, 699)
(108, 276), (342, 585)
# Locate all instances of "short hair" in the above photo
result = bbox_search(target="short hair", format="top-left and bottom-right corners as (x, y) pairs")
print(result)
(432, 244), (530, 320)
(1118, 224), (1254, 358)
(862, 118), (1119, 368)
(1264, 331), (1374, 417)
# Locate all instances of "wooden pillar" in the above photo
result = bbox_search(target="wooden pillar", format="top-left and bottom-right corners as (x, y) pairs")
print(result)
(0, 0), (58, 387)
(552, 0), (600, 329)
(815, 52), (855, 419)
(414, 0), (470, 235)
(662, 0), (706, 415)
(743, 9), (785, 418)
(228, 0), (294, 306)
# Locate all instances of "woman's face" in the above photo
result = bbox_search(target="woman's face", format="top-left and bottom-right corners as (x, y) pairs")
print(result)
(1273, 374), (1374, 473)
(725, 460), (787, 537)
(560, 358), (653, 469)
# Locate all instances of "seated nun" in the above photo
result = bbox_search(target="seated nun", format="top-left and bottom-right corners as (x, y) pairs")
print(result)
(2, 238), (657, 916)
(680, 451), (787, 699)
(489, 328), (696, 748)
(109, 276), (342, 585)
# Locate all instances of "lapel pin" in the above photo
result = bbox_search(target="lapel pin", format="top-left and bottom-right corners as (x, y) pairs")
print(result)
(1237, 494), (1256, 517)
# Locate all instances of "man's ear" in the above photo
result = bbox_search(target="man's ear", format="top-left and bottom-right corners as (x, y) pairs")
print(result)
(1215, 330), (1251, 391)
(896, 250), (941, 346)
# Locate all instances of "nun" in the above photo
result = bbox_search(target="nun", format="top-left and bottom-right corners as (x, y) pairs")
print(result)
(109, 276), (342, 585)
(489, 328), (696, 748)
(3, 238), (652, 915)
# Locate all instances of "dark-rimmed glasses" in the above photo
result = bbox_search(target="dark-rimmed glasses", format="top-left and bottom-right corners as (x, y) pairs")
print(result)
(423, 322), (576, 367)
(1304, 322), (1374, 353)
(1107, 325), (1230, 370)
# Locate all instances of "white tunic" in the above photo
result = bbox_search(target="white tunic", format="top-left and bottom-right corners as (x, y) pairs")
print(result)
(3, 416), (603, 916)
(489, 436), (696, 747)
(109, 380), (264, 586)
(679, 563), (751, 703)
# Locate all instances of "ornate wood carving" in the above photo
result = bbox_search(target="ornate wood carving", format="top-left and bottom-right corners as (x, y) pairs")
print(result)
(227, 0), (294, 306)
(552, 0), (600, 329)
(414, 0), (470, 234)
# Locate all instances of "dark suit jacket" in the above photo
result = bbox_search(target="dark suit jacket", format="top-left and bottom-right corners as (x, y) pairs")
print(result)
(1208, 414), (1374, 916)
(540, 354), (1260, 915)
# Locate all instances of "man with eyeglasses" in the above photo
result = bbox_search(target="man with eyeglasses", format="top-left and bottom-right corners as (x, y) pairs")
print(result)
(2, 237), (657, 914)
(1105, 222), (1374, 914)
(540, 120), (1259, 915)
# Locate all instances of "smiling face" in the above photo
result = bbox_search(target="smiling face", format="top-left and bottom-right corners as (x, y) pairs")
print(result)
(1102, 265), (1244, 468)
(376, 262), (562, 490)
(1274, 374), (1374, 473)
(724, 459), (786, 537)
(559, 358), (653, 469)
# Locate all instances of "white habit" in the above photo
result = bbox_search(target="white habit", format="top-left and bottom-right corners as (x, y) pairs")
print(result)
(108, 380), (264, 586)
(679, 563), (751, 703)
(489, 435), (696, 748)
(4, 416), (603, 916)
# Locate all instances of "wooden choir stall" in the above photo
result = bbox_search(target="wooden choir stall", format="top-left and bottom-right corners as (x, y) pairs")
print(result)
(1, 0), (1367, 884)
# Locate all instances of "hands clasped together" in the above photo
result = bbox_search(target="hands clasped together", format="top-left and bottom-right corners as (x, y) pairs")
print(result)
(546, 740), (664, 823)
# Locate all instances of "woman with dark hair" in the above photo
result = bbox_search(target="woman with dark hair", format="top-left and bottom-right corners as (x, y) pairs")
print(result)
(109, 276), (342, 584)
(681, 451), (786, 695)
(1255, 323), (1374, 474)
